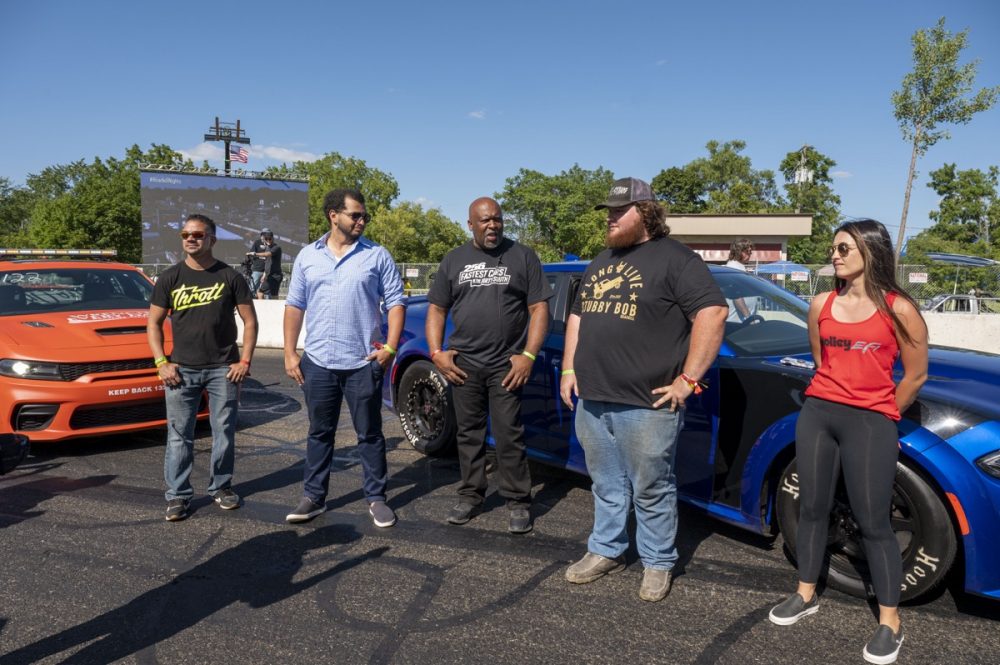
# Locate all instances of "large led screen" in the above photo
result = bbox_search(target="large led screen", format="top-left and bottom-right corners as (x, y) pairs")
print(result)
(140, 171), (309, 266)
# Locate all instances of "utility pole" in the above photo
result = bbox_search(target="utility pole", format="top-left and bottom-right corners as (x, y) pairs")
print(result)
(203, 117), (251, 176)
(793, 144), (814, 214)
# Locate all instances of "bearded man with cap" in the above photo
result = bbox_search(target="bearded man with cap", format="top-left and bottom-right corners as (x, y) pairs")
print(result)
(559, 177), (727, 601)
(247, 228), (283, 299)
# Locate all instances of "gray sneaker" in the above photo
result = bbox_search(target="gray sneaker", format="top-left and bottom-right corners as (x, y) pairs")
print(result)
(768, 592), (819, 625)
(639, 568), (672, 602)
(285, 497), (325, 523)
(165, 498), (190, 522)
(863, 625), (904, 664)
(368, 500), (397, 528)
(446, 502), (481, 525)
(564, 552), (626, 584)
(212, 488), (241, 510)
(508, 507), (532, 534)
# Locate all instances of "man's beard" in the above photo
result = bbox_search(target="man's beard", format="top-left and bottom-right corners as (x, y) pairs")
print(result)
(606, 220), (646, 249)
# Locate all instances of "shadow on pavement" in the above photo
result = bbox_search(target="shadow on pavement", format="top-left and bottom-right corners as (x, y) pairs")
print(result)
(0, 473), (115, 529)
(0, 525), (383, 664)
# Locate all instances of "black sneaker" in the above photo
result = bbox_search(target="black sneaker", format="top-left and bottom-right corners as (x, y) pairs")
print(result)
(165, 498), (190, 522)
(446, 502), (481, 525)
(285, 497), (325, 523)
(863, 625), (904, 664)
(508, 507), (532, 534)
(768, 592), (819, 625)
(212, 488), (241, 510)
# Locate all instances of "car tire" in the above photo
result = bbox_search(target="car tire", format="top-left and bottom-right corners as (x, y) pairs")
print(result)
(397, 360), (456, 456)
(775, 458), (957, 602)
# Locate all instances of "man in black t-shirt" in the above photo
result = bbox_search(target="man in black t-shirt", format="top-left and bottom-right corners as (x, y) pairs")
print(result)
(247, 228), (283, 299)
(559, 178), (727, 601)
(148, 214), (258, 522)
(427, 197), (552, 534)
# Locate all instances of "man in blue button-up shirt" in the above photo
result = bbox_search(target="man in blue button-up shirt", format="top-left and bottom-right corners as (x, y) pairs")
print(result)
(282, 188), (406, 528)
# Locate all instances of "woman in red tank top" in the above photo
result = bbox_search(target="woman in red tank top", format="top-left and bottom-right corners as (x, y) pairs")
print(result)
(768, 220), (928, 665)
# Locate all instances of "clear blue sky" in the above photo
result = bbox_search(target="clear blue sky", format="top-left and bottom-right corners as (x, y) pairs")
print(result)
(2, 1), (998, 242)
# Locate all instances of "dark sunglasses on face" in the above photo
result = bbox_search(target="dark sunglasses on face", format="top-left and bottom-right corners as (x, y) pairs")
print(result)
(341, 211), (370, 223)
(180, 231), (211, 240)
(829, 242), (856, 258)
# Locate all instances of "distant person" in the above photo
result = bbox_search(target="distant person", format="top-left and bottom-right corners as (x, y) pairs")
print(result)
(725, 238), (758, 323)
(768, 219), (928, 665)
(560, 177), (727, 602)
(427, 196), (551, 534)
(403, 277), (413, 296)
(248, 229), (283, 299)
(147, 214), (258, 522)
(283, 188), (406, 529)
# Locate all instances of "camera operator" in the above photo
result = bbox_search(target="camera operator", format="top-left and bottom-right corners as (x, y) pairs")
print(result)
(247, 228), (283, 299)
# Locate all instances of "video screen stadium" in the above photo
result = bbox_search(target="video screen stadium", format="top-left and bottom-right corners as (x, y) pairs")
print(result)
(140, 171), (309, 266)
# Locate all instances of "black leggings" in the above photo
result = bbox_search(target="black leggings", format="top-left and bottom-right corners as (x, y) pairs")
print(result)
(795, 397), (902, 607)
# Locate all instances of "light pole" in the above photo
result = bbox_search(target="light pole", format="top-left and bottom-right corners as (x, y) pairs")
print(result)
(793, 144), (814, 213)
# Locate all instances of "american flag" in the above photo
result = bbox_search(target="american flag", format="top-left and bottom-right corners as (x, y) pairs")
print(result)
(229, 144), (249, 163)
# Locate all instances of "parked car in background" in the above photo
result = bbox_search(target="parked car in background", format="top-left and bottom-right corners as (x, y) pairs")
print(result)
(0, 249), (206, 442)
(923, 292), (1000, 315)
(383, 262), (1000, 603)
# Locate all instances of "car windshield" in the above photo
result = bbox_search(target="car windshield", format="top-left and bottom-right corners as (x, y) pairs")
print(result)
(714, 269), (810, 357)
(0, 268), (153, 316)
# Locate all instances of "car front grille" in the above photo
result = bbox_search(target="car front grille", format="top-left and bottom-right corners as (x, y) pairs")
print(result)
(69, 401), (167, 430)
(60, 359), (156, 381)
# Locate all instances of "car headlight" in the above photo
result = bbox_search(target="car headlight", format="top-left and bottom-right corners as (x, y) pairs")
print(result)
(0, 358), (64, 381)
(976, 451), (1000, 480)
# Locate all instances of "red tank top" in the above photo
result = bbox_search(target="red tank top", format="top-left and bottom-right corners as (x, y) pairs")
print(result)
(804, 291), (901, 420)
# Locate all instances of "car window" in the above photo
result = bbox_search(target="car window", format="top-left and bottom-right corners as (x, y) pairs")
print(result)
(0, 268), (153, 316)
(714, 271), (811, 357)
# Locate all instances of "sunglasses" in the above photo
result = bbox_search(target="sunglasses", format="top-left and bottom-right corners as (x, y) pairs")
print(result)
(829, 242), (856, 258)
(179, 231), (211, 240)
(341, 211), (370, 223)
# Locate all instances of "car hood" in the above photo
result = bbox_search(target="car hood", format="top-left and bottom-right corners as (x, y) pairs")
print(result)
(0, 309), (168, 355)
(920, 346), (1000, 422)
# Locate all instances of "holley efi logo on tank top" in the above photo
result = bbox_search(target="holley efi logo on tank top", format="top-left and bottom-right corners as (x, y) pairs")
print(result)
(821, 335), (882, 353)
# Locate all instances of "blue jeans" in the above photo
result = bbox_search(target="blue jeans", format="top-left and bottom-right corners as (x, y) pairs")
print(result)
(575, 400), (684, 570)
(300, 353), (387, 504)
(251, 270), (264, 294)
(164, 365), (238, 501)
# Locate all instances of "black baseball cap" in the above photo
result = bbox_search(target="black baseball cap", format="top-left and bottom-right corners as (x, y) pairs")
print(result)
(260, 228), (273, 235)
(595, 177), (655, 210)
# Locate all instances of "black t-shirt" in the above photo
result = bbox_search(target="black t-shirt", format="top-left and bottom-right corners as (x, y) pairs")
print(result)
(250, 240), (267, 271)
(571, 236), (726, 408)
(251, 240), (283, 276)
(428, 238), (552, 368)
(151, 260), (254, 368)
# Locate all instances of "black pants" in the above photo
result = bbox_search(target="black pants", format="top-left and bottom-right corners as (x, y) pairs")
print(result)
(795, 397), (902, 606)
(451, 356), (531, 508)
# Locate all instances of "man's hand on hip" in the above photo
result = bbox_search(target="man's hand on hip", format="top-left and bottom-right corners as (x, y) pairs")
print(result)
(502, 353), (533, 391)
(432, 350), (467, 385)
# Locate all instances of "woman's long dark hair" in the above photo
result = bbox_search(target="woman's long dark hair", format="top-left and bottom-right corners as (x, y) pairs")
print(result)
(834, 219), (924, 346)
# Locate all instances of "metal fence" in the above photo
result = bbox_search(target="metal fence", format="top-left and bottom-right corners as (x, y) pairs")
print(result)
(753, 264), (1000, 309)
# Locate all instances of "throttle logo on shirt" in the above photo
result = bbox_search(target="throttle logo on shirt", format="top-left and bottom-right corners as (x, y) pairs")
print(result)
(821, 335), (882, 354)
(579, 261), (643, 321)
(458, 262), (510, 288)
(171, 282), (226, 311)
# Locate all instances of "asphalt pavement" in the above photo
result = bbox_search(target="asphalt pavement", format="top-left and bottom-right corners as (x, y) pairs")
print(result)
(1, 349), (997, 664)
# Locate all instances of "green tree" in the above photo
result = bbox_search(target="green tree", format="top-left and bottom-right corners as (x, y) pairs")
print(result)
(265, 153), (399, 240)
(368, 201), (468, 263)
(652, 140), (782, 214)
(779, 145), (842, 264)
(496, 165), (615, 261)
(920, 163), (999, 253)
(891, 17), (1000, 259)
(0, 177), (35, 244)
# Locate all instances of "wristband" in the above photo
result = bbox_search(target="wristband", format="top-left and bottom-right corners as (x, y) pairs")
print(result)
(522, 350), (536, 361)
(680, 373), (704, 395)
(561, 369), (575, 375)
(239, 359), (251, 367)
(383, 344), (396, 356)
(430, 349), (442, 359)
(154, 356), (168, 367)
